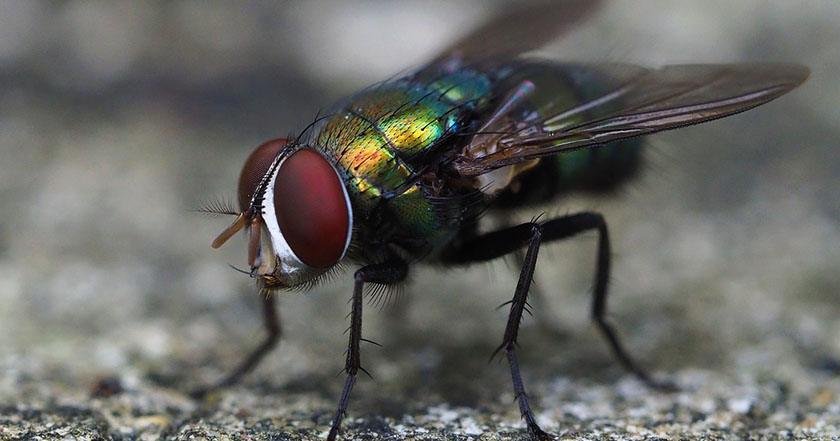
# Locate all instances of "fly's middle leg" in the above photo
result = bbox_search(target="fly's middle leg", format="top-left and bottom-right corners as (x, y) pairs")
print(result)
(448, 212), (673, 388)
(441, 220), (551, 439)
(497, 223), (551, 440)
(503, 217), (569, 340)
(440, 212), (675, 439)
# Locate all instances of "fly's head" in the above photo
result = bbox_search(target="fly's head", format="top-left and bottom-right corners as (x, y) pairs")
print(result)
(212, 138), (353, 290)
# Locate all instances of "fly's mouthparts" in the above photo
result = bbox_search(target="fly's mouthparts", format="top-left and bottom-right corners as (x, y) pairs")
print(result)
(257, 271), (287, 290)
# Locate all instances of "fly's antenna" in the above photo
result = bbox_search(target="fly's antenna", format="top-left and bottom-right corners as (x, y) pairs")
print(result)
(193, 196), (239, 217)
(212, 213), (247, 249)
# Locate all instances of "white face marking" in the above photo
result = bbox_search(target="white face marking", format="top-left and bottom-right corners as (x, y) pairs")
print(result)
(260, 155), (309, 279)
(255, 150), (354, 285)
(337, 163), (354, 258)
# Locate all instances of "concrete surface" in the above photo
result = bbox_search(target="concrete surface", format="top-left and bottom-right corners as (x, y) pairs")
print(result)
(1, 1), (839, 440)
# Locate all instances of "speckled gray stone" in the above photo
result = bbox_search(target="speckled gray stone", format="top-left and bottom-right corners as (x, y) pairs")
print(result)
(1, 1), (839, 440)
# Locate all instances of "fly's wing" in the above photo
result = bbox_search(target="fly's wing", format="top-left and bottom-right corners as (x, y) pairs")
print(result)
(302, 0), (603, 149)
(451, 63), (809, 177)
(422, 0), (602, 72)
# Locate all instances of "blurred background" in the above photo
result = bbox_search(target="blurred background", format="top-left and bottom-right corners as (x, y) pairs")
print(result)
(1, 1), (838, 439)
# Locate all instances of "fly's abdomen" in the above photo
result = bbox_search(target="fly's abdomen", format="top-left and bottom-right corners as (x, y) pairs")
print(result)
(491, 62), (646, 207)
(541, 63), (644, 193)
(494, 140), (644, 207)
(315, 70), (493, 244)
(552, 138), (643, 191)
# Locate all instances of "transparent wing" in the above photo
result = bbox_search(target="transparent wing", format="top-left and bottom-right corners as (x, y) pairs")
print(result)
(422, 0), (602, 71)
(452, 63), (809, 177)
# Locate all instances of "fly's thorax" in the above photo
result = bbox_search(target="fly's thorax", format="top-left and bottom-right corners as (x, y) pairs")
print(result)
(308, 72), (493, 249)
(466, 130), (542, 195)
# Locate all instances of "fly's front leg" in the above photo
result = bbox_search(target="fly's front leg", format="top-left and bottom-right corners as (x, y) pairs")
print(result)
(328, 258), (408, 441)
(191, 292), (281, 398)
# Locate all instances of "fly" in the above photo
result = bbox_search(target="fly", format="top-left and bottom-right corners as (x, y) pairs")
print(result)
(192, 2), (808, 440)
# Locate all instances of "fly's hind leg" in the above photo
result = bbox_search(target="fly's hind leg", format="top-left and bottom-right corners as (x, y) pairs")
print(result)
(441, 212), (673, 439)
(570, 212), (676, 391)
(461, 213), (671, 389)
(190, 293), (280, 399)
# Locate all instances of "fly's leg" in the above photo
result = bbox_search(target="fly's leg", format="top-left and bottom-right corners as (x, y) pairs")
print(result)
(456, 212), (671, 389)
(543, 212), (674, 390)
(441, 213), (673, 439)
(190, 293), (280, 399)
(510, 236), (567, 340)
(442, 221), (550, 439)
(578, 212), (676, 391)
(499, 223), (551, 440)
(498, 215), (565, 339)
(328, 258), (408, 441)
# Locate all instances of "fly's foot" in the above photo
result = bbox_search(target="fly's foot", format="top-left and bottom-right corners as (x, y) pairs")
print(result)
(644, 375), (679, 393)
(514, 392), (553, 440)
(188, 385), (213, 400)
(527, 424), (555, 441)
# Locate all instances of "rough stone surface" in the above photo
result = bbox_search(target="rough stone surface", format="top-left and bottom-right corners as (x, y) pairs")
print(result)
(1, 1), (839, 440)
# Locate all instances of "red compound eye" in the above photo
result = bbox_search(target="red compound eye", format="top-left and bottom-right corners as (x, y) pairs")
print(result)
(274, 148), (350, 268)
(238, 138), (289, 212)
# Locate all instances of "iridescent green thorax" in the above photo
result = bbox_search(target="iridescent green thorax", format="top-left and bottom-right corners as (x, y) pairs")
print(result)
(314, 69), (492, 247)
